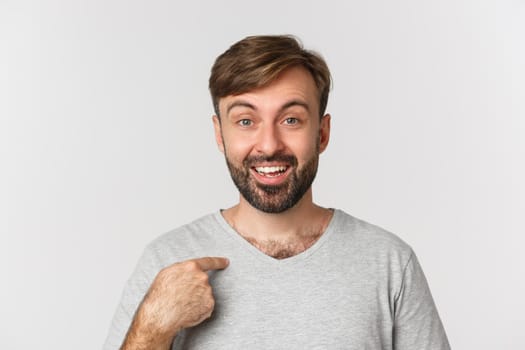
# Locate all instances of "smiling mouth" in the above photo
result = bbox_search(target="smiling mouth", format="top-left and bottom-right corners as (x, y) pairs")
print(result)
(253, 166), (288, 178)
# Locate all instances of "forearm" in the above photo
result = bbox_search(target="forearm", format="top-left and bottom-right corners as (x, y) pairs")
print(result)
(120, 305), (179, 350)
(117, 257), (228, 349)
(120, 329), (173, 350)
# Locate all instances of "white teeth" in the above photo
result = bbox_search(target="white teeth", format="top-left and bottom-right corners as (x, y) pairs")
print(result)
(255, 166), (287, 174)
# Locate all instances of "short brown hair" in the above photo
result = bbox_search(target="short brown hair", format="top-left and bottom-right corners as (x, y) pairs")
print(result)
(209, 35), (332, 118)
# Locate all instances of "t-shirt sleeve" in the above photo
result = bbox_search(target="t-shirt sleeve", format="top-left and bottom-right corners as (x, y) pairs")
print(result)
(102, 247), (161, 350)
(393, 251), (451, 350)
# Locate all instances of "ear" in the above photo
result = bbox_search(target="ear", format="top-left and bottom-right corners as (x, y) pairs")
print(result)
(212, 115), (225, 153)
(318, 114), (331, 153)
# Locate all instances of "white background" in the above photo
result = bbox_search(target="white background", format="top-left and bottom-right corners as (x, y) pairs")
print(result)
(2, 0), (524, 349)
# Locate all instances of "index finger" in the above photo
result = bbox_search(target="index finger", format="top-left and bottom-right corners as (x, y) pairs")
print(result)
(193, 257), (230, 271)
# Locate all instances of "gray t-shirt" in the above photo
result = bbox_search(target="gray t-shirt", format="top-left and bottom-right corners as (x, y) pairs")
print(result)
(104, 209), (450, 349)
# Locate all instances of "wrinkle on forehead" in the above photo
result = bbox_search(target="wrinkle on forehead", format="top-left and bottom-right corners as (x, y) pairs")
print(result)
(225, 98), (311, 117)
(219, 66), (320, 118)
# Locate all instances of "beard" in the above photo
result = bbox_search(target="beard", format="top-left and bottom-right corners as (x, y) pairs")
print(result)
(224, 144), (320, 214)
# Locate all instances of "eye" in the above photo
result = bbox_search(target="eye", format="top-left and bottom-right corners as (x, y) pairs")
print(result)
(237, 119), (253, 127)
(283, 117), (299, 125)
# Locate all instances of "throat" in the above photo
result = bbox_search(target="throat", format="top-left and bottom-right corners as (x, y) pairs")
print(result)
(221, 207), (334, 259)
(242, 233), (323, 259)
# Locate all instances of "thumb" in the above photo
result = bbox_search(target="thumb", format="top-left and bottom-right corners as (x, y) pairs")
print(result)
(193, 257), (230, 271)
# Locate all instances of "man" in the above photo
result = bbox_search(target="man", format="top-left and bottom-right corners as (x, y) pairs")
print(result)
(104, 35), (450, 349)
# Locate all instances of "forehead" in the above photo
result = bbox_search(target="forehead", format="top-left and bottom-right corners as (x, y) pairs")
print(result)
(219, 66), (319, 115)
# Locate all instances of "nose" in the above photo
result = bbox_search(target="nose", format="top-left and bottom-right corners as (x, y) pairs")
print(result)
(254, 123), (285, 156)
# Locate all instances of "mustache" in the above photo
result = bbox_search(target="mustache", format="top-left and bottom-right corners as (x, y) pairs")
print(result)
(243, 153), (298, 167)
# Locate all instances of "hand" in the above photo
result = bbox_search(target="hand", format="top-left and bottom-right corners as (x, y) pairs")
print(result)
(122, 257), (229, 349)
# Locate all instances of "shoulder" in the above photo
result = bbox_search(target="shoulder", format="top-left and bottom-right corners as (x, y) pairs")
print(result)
(334, 210), (410, 247)
(149, 212), (221, 246)
(142, 212), (225, 268)
(331, 209), (414, 263)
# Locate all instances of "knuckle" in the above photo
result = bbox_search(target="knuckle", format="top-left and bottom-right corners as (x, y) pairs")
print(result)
(203, 289), (215, 308)
(158, 265), (171, 275)
(200, 299), (214, 316)
(203, 295), (215, 312)
(207, 298), (215, 310)
(182, 260), (199, 272)
(198, 272), (209, 283)
(156, 267), (171, 282)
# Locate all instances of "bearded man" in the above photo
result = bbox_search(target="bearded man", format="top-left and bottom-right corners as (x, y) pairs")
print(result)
(104, 35), (450, 350)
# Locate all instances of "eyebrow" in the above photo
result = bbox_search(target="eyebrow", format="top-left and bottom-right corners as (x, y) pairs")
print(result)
(226, 101), (257, 115)
(226, 99), (310, 116)
(279, 100), (310, 114)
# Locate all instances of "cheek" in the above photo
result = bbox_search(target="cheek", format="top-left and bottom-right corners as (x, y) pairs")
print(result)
(290, 134), (320, 159)
(222, 136), (253, 162)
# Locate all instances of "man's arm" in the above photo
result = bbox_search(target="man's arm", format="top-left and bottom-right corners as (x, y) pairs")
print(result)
(115, 257), (229, 350)
(393, 252), (450, 350)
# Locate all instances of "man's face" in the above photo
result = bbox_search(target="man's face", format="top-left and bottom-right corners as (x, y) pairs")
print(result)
(213, 66), (330, 213)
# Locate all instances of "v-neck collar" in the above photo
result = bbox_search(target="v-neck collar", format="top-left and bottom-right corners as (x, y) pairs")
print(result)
(213, 209), (341, 266)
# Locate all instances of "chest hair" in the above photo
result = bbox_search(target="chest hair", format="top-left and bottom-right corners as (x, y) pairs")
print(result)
(241, 232), (323, 259)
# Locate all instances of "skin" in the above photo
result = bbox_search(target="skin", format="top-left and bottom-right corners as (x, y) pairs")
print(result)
(121, 66), (331, 349)
(121, 257), (229, 349)
(214, 66), (332, 247)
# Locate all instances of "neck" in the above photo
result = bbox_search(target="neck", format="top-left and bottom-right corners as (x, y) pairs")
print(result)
(222, 189), (333, 242)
